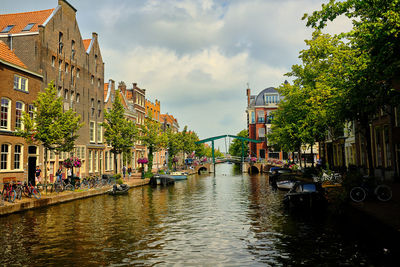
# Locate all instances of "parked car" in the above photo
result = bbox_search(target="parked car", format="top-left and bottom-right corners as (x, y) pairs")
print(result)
(283, 182), (327, 209)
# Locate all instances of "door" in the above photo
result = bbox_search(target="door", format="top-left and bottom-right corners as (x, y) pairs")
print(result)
(260, 149), (266, 159)
(28, 157), (36, 185)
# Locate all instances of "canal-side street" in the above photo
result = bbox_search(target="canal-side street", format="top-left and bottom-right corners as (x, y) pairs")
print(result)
(0, 164), (398, 266)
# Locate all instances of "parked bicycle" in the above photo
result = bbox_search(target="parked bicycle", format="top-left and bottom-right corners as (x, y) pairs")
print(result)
(22, 182), (41, 199)
(2, 183), (16, 203)
(349, 177), (392, 202)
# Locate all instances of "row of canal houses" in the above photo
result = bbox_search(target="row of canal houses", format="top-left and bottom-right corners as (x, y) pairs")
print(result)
(246, 84), (400, 180)
(0, 0), (180, 185)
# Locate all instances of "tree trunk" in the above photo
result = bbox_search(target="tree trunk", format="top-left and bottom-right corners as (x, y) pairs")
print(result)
(147, 146), (154, 174)
(44, 147), (48, 186)
(311, 144), (314, 168)
(360, 117), (374, 176)
(114, 152), (118, 175)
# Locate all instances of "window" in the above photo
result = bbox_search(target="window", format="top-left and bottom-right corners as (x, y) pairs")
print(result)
(15, 101), (24, 129)
(58, 60), (63, 81)
(14, 145), (22, 169)
(257, 110), (265, 123)
(97, 123), (103, 143)
(77, 68), (80, 78)
(258, 127), (266, 138)
(1, 98), (10, 130)
(58, 86), (62, 97)
(1, 144), (10, 170)
(90, 121), (95, 142)
(91, 99), (95, 117)
(28, 104), (35, 120)
(1, 25), (14, 33)
(76, 93), (80, 103)
(65, 63), (69, 73)
(89, 150), (93, 172)
(94, 151), (98, 172)
(105, 151), (108, 170)
(14, 75), (28, 92)
(51, 56), (55, 67)
(95, 55), (98, 73)
(64, 89), (68, 101)
(251, 111), (255, 124)
(97, 100), (101, 117)
(98, 79), (100, 88)
(71, 66), (75, 85)
(71, 40), (76, 60)
(99, 152), (103, 172)
(59, 32), (63, 54)
(22, 23), (35, 31)
(91, 75), (94, 84)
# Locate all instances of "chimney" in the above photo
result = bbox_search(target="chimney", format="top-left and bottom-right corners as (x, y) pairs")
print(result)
(246, 88), (251, 105)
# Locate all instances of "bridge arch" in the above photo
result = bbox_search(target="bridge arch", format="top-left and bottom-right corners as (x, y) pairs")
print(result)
(197, 166), (208, 174)
(248, 165), (260, 174)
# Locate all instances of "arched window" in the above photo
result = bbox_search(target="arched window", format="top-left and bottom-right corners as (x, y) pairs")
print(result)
(1, 98), (11, 130)
(1, 144), (10, 170)
(15, 101), (25, 129)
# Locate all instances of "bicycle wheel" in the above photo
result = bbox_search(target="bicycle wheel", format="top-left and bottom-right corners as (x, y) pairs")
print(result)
(54, 183), (63, 193)
(32, 187), (41, 199)
(8, 190), (16, 203)
(350, 187), (366, 202)
(375, 185), (392, 202)
(23, 186), (31, 197)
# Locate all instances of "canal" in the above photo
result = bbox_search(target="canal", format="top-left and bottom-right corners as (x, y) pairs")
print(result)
(0, 164), (395, 266)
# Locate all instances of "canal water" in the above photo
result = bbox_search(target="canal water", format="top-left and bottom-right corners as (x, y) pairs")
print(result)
(0, 164), (396, 266)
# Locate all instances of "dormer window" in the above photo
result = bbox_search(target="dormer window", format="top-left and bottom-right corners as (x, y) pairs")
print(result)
(22, 23), (35, 31)
(71, 40), (75, 60)
(264, 93), (279, 104)
(1, 25), (14, 33)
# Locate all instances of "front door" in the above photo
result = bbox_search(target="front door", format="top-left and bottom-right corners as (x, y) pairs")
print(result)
(259, 149), (266, 159)
(28, 157), (36, 185)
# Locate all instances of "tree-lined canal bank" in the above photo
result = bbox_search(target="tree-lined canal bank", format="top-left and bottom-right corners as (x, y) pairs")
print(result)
(0, 164), (397, 266)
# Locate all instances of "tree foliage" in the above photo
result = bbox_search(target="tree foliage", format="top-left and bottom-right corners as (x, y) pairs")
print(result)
(140, 112), (166, 173)
(17, 81), (83, 182)
(102, 90), (137, 174)
(229, 129), (249, 157)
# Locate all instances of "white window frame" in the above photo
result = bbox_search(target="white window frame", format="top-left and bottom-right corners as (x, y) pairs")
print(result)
(89, 150), (93, 173)
(90, 121), (95, 143)
(97, 123), (103, 143)
(14, 75), (28, 92)
(105, 151), (108, 171)
(1, 144), (11, 170)
(1, 98), (11, 131)
(15, 101), (25, 130)
(14, 144), (23, 170)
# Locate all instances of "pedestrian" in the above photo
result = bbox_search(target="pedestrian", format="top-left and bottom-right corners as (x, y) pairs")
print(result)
(122, 165), (127, 178)
(56, 167), (63, 183)
(35, 166), (41, 185)
(127, 166), (132, 178)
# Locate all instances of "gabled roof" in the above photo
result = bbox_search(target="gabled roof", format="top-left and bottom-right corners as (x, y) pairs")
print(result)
(83, 39), (92, 52)
(0, 9), (54, 34)
(0, 40), (27, 68)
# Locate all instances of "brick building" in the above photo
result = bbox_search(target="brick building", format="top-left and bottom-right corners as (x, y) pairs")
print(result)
(0, 41), (42, 184)
(145, 99), (165, 170)
(0, 0), (105, 180)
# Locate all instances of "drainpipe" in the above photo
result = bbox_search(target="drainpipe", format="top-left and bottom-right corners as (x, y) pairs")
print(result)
(8, 34), (12, 50)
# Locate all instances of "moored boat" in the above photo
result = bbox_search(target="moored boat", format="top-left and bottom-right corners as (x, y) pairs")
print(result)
(169, 172), (188, 180)
(108, 184), (130, 195)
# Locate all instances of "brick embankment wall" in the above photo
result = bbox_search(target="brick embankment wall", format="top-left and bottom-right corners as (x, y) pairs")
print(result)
(0, 178), (149, 216)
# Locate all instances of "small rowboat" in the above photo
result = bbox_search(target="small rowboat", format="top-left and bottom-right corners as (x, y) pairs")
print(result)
(169, 172), (188, 180)
(108, 184), (130, 195)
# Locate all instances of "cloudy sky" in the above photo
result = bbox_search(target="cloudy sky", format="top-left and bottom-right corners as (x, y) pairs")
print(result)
(2, 0), (351, 150)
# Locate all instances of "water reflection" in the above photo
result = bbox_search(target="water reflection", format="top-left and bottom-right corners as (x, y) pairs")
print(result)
(0, 163), (395, 266)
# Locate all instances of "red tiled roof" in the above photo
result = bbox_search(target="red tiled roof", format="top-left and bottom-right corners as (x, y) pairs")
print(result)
(83, 39), (91, 51)
(0, 9), (54, 34)
(0, 40), (27, 68)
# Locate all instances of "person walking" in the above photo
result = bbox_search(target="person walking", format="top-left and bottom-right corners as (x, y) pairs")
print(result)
(35, 166), (41, 185)
(56, 167), (63, 183)
(122, 165), (127, 178)
(127, 166), (132, 178)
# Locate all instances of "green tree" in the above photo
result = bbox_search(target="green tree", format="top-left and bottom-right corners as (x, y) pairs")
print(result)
(102, 90), (138, 174)
(17, 81), (83, 185)
(140, 112), (166, 175)
(229, 130), (249, 158)
(165, 128), (183, 170)
(304, 1), (400, 172)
